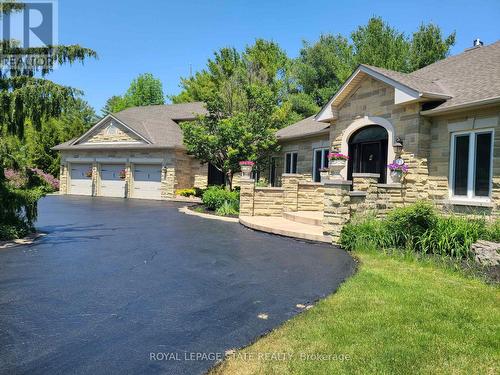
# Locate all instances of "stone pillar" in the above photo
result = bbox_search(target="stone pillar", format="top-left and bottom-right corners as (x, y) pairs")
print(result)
(59, 163), (68, 194)
(92, 162), (98, 196)
(125, 163), (132, 198)
(282, 173), (300, 212)
(323, 180), (352, 244)
(161, 166), (176, 200)
(352, 173), (379, 211)
(239, 178), (255, 217)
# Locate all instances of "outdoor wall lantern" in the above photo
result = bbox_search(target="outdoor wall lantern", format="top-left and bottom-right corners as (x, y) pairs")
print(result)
(393, 137), (404, 157)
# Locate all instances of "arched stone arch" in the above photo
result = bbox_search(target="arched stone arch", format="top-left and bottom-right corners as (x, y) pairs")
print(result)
(339, 116), (396, 182)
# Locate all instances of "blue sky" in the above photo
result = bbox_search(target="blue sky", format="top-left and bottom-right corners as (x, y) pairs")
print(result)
(47, 0), (500, 114)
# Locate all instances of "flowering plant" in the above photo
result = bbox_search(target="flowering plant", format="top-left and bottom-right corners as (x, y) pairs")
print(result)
(85, 169), (93, 178)
(239, 161), (255, 166)
(119, 169), (127, 179)
(387, 163), (409, 173)
(31, 168), (60, 191)
(4, 169), (27, 188)
(328, 153), (349, 161)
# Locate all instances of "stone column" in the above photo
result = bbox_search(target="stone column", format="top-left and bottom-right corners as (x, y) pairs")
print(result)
(161, 166), (176, 200)
(92, 162), (98, 196)
(59, 163), (68, 194)
(282, 173), (300, 212)
(239, 178), (255, 217)
(352, 173), (379, 211)
(323, 180), (352, 244)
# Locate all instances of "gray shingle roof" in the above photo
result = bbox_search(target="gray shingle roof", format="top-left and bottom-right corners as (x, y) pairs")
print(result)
(276, 115), (330, 140)
(411, 41), (500, 110)
(53, 102), (207, 150)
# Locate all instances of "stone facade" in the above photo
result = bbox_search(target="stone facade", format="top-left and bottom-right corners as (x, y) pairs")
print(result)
(83, 119), (144, 144)
(242, 74), (500, 244)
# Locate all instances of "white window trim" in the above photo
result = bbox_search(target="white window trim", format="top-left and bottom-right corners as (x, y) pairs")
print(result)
(284, 152), (298, 174)
(449, 128), (494, 202)
(312, 147), (329, 181)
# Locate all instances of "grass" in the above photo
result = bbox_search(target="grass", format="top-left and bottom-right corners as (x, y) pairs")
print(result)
(210, 249), (500, 375)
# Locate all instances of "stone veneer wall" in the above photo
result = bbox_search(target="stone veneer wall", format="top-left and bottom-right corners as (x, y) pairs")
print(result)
(297, 182), (325, 211)
(253, 187), (284, 217)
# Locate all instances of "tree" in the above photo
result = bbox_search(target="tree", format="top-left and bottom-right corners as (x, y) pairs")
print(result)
(180, 40), (293, 188)
(351, 16), (411, 72)
(0, 1), (96, 239)
(101, 95), (128, 115)
(409, 23), (456, 71)
(101, 73), (165, 115)
(294, 34), (355, 106)
(25, 99), (96, 176)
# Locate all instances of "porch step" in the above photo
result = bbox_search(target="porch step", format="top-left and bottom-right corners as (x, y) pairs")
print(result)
(283, 211), (323, 226)
(239, 216), (331, 243)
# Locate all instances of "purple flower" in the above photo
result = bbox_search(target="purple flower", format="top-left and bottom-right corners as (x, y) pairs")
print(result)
(30, 168), (60, 190)
(387, 163), (408, 173)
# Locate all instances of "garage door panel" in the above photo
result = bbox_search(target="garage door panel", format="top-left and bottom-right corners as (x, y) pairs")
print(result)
(70, 164), (93, 196)
(100, 164), (126, 198)
(133, 164), (161, 200)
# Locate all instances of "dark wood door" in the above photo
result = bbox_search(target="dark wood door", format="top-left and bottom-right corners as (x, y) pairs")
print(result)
(348, 139), (388, 183)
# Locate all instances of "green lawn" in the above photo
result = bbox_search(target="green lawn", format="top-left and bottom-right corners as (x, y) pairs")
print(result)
(211, 250), (500, 375)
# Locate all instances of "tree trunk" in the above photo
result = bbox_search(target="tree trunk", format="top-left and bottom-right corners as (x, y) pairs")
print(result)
(225, 170), (233, 191)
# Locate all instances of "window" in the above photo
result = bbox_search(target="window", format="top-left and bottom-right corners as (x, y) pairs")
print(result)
(285, 152), (298, 174)
(313, 148), (329, 182)
(451, 130), (493, 199)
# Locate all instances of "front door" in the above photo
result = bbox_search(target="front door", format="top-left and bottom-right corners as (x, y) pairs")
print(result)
(347, 125), (388, 183)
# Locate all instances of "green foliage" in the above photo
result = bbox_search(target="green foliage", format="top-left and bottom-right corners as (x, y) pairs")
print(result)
(409, 23), (456, 71)
(351, 16), (410, 72)
(215, 201), (239, 216)
(294, 34), (355, 106)
(101, 73), (165, 115)
(418, 216), (484, 258)
(384, 202), (438, 248)
(201, 186), (239, 211)
(482, 219), (500, 242)
(340, 202), (491, 260)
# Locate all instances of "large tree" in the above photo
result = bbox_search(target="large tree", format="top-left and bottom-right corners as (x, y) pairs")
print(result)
(101, 73), (165, 115)
(0, 1), (97, 238)
(293, 17), (456, 107)
(180, 40), (294, 187)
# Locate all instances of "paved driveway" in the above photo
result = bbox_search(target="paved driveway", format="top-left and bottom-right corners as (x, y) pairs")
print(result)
(0, 196), (355, 374)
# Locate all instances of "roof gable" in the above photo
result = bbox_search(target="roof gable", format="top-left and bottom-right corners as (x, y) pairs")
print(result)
(73, 115), (151, 145)
(316, 65), (451, 122)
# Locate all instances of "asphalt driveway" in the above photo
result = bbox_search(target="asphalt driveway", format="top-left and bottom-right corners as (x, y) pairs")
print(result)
(0, 196), (355, 374)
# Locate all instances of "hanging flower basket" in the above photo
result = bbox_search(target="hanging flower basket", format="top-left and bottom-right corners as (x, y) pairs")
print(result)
(85, 169), (93, 178)
(388, 163), (408, 183)
(119, 169), (127, 180)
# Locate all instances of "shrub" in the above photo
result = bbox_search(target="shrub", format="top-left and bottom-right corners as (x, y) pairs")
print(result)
(0, 223), (30, 241)
(176, 188), (197, 197)
(340, 202), (489, 260)
(202, 186), (239, 211)
(30, 168), (59, 192)
(215, 201), (239, 216)
(385, 201), (438, 249)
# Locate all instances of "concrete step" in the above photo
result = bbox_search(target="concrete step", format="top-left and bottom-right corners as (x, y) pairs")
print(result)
(283, 211), (323, 226)
(239, 216), (331, 243)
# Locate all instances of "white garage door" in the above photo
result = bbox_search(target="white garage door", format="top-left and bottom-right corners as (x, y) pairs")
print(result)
(100, 164), (126, 198)
(70, 164), (93, 196)
(133, 164), (162, 200)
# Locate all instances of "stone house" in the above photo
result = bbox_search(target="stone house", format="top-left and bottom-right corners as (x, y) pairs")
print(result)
(53, 102), (224, 200)
(242, 40), (500, 242)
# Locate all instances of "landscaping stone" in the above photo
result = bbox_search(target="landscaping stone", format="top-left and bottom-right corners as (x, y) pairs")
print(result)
(471, 240), (500, 266)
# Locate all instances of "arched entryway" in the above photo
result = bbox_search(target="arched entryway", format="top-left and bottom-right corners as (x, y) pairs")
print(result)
(347, 125), (388, 183)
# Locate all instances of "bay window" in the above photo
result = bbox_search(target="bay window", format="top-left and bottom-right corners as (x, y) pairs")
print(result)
(450, 130), (493, 199)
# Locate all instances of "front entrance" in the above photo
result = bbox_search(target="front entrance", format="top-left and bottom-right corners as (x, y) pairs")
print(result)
(347, 125), (388, 183)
